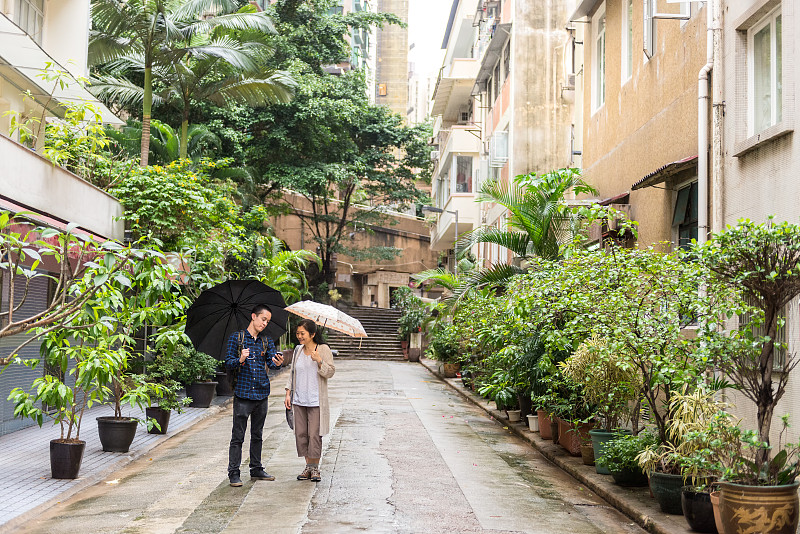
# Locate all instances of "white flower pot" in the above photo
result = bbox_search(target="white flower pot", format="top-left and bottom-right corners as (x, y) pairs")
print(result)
(507, 409), (521, 422)
(527, 413), (539, 432)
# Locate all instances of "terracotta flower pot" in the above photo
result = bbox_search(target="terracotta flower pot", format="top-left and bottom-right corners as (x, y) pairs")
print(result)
(709, 490), (725, 534)
(720, 481), (799, 534)
(537, 410), (552, 440)
(580, 443), (595, 466)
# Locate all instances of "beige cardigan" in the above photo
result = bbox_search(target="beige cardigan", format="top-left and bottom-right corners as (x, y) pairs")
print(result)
(285, 343), (335, 436)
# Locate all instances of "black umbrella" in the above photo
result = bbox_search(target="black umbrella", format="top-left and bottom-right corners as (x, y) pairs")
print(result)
(185, 279), (288, 360)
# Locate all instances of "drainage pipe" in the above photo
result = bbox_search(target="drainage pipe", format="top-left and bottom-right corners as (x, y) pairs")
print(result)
(697, 0), (714, 245)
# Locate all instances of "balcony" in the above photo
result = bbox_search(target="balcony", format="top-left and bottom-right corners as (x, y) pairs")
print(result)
(429, 195), (479, 252)
(431, 58), (479, 123)
(432, 126), (481, 179)
(0, 134), (124, 240)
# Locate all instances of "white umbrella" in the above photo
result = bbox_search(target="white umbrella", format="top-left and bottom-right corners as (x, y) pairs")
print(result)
(285, 301), (368, 339)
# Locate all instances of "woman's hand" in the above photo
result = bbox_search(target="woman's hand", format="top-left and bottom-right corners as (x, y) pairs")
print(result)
(310, 346), (322, 364)
(284, 390), (292, 410)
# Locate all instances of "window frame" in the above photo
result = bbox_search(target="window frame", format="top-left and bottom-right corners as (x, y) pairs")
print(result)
(747, 5), (782, 137)
(621, 0), (633, 84)
(14, 0), (45, 44)
(592, 3), (607, 112)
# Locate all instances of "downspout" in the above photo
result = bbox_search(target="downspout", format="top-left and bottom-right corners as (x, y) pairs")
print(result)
(697, 0), (714, 245)
(710, 0), (724, 236)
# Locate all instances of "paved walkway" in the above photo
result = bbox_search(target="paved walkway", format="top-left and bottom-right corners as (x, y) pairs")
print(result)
(0, 381), (253, 530)
(14, 361), (645, 534)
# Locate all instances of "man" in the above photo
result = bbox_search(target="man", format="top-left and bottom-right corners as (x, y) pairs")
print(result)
(224, 304), (284, 487)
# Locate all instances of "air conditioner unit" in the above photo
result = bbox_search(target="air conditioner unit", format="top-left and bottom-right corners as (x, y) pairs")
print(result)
(564, 73), (576, 89)
(430, 150), (440, 161)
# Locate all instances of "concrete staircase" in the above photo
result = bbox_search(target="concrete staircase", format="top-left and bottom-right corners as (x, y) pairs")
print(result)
(324, 305), (404, 360)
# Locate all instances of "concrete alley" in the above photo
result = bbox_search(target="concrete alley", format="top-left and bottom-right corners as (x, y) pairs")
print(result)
(16, 361), (646, 534)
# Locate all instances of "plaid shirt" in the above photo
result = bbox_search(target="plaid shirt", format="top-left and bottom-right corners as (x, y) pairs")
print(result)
(224, 330), (280, 400)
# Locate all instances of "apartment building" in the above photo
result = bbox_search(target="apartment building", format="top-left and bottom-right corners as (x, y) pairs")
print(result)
(570, 0), (706, 249)
(428, 0), (574, 267)
(0, 0), (123, 436)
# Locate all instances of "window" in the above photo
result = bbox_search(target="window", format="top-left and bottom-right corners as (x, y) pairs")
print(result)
(503, 40), (511, 81)
(672, 182), (698, 250)
(622, 0), (633, 82)
(643, 0), (656, 59)
(14, 0), (44, 44)
(749, 6), (782, 135)
(739, 298), (787, 371)
(489, 130), (509, 167)
(593, 6), (606, 110)
(493, 60), (502, 100)
(454, 156), (473, 193)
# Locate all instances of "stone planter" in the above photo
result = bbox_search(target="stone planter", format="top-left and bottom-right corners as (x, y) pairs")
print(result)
(720, 481), (799, 534)
(408, 332), (422, 362)
(50, 439), (85, 479)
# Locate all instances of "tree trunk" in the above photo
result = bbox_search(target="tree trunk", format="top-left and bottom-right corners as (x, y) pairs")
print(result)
(140, 67), (153, 167)
(179, 105), (189, 160)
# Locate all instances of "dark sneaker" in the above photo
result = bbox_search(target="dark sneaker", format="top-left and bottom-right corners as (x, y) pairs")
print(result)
(250, 469), (275, 481)
(310, 467), (321, 482)
(297, 466), (313, 481)
(229, 473), (242, 487)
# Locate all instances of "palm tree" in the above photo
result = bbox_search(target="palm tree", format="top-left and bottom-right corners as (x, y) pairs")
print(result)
(158, 34), (294, 158)
(106, 119), (220, 164)
(89, 0), (277, 166)
(455, 168), (596, 293)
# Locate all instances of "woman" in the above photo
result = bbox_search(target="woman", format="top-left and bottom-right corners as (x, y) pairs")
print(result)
(284, 319), (335, 482)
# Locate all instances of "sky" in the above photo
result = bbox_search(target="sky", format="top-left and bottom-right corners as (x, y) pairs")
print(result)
(407, 0), (453, 77)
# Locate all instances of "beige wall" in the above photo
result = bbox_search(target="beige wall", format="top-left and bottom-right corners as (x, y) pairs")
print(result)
(579, 0), (708, 248)
(719, 0), (799, 444)
(271, 192), (438, 306)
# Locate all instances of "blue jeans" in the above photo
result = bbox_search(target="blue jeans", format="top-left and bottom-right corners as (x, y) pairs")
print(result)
(228, 396), (269, 476)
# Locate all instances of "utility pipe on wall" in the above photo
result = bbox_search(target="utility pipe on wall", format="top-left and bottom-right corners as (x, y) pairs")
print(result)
(697, 0), (714, 245)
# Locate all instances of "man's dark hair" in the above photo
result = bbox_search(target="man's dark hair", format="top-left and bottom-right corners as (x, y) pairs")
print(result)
(252, 304), (271, 316)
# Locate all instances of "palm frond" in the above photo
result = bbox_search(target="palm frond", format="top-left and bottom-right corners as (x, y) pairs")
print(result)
(457, 227), (531, 259)
(89, 74), (160, 109)
(412, 268), (459, 292)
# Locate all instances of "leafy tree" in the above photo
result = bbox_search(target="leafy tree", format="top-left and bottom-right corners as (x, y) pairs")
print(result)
(455, 168), (597, 294)
(249, 70), (431, 285)
(695, 218), (800, 461)
(89, 0), (277, 165)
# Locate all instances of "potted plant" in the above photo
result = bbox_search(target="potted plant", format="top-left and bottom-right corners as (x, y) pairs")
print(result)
(145, 380), (191, 434)
(560, 336), (640, 472)
(175, 345), (219, 408)
(637, 388), (726, 515)
(8, 335), (109, 479)
(696, 219), (800, 534)
(688, 412), (800, 534)
(427, 322), (462, 375)
(597, 432), (657, 487)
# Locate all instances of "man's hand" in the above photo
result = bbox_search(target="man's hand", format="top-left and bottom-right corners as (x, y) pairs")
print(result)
(284, 390), (292, 410)
(239, 348), (249, 363)
(272, 352), (284, 367)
